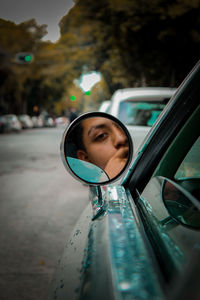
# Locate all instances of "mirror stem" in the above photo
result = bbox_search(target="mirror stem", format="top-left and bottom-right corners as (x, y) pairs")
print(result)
(91, 186), (106, 221)
(97, 186), (103, 205)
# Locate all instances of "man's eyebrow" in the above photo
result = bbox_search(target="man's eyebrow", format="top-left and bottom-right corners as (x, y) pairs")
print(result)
(88, 124), (107, 136)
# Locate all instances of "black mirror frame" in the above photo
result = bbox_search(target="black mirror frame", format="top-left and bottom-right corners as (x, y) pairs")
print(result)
(60, 111), (134, 186)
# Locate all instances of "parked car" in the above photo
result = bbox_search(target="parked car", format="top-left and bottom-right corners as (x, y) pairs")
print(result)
(98, 100), (111, 113)
(55, 116), (68, 125)
(31, 116), (44, 128)
(43, 116), (57, 127)
(18, 114), (33, 129)
(108, 87), (176, 151)
(0, 116), (6, 133)
(3, 114), (22, 132)
(49, 61), (200, 300)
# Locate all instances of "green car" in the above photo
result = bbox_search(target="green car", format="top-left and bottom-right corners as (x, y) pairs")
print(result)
(49, 61), (200, 300)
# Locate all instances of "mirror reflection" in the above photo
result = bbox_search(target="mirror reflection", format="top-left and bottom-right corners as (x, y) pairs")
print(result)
(65, 116), (130, 183)
(162, 178), (200, 228)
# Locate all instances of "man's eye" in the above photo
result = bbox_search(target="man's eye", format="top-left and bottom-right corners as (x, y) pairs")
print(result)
(94, 133), (107, 142)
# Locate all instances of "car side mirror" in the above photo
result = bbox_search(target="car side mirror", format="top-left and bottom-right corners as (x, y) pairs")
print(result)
(60, 112), (133, 185)
(162, 177), (200, 228)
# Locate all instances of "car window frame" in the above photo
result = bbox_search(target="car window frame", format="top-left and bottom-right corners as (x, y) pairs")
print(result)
(135, 108), (200, 280)
(122, 61), (200, 199)
(120, 61), (200, 287)
(154, 105), (200, 180)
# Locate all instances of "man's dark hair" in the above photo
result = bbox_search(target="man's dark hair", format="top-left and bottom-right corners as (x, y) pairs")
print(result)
(65, 121), (86, 158)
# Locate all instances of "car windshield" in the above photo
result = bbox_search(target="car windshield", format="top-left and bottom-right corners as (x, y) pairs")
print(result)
(118, 101), (166, 126)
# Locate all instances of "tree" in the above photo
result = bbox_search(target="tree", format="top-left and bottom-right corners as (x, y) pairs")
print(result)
(0, 18), (48, 114)
(58, 0), (200, 91)
(1, 0), (200, 115)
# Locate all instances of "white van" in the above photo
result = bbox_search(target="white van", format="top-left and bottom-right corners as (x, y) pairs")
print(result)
(108, 87), (176, 152)
(98, 100), (110, 113)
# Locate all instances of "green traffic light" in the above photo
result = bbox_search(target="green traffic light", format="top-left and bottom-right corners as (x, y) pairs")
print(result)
(70, 95), (76, 101)
(15, 52), (34, 64)
(24, 55), (32, 62)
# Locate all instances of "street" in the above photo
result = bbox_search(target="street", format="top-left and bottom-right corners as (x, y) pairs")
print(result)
(0, 126), (89, 300)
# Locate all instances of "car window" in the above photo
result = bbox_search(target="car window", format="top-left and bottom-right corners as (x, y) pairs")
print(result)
(175, 137), (200, 179)
(118, 101), (165, 126)
(136, 104), (200, 283)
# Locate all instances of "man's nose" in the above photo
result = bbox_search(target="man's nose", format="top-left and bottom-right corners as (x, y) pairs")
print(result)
(113, 127), (128, 148)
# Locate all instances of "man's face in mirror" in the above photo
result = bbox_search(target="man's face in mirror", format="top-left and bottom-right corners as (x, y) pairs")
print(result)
(76, 117), (129, 178)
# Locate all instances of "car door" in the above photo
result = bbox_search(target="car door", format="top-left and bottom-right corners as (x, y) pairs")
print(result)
(125, 62), (200, 299)
(136, 110), (200, 297)
(49, 61), (200, 300)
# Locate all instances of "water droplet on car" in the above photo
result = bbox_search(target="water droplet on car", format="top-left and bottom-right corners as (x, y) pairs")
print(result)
(118, 281), (132, 291)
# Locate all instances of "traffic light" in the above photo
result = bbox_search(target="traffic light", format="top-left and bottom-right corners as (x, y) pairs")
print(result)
(15, 52), (34, 64)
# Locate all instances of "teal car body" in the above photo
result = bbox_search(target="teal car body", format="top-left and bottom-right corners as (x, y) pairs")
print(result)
(49, 61), (200, 300)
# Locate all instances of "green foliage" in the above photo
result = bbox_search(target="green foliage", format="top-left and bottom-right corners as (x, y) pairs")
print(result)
(0, 18), (66, 115)
(1, 0), (200, 115)
(0, 18), (49, 114)
(58, 0), (200, 91)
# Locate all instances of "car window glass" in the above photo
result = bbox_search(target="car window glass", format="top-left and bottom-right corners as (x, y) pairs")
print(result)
(175, 137), (200, 179)
(162, 177), (200, 227)
(118, 101), (165, 126)
(137, 105), (200, 281)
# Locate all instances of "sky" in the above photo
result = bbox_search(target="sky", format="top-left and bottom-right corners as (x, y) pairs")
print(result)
(0, 0), (74, 42)
(78, 72), (101, 92)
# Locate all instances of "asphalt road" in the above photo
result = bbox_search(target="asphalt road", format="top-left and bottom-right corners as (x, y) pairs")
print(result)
(0, 126), (89, 300)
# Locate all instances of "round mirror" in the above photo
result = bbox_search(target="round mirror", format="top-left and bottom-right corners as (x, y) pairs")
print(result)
(60, 112), (133, 185)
